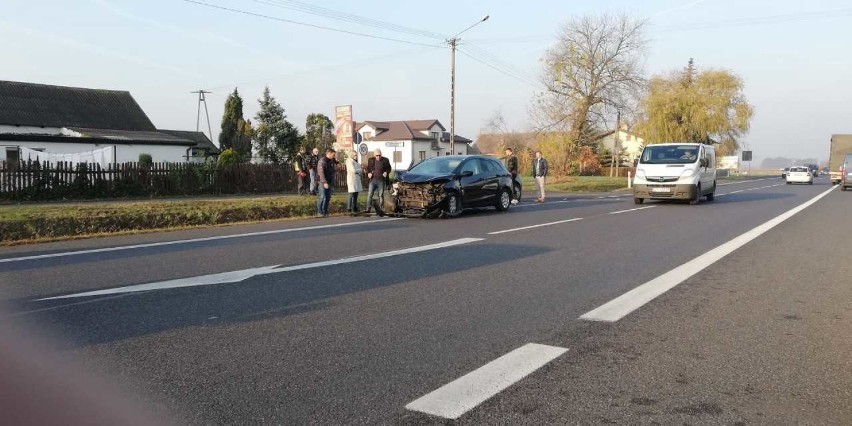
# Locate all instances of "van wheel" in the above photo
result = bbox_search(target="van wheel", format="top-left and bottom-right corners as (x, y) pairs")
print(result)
(634, 197), (644, 205)
(842, 186), (847, 192)
(689, 185), (701, 205)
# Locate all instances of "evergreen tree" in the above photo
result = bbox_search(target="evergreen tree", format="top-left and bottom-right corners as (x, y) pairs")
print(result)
(304, 113), (335, 152)
(254, 87), (300, 164)
(218, 88), (244, 151)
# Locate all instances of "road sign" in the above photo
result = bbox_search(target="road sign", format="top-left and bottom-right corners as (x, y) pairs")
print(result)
(385, 142), (404, 147)
(742, 151), (753, 162)
(358, 143), (368, 155)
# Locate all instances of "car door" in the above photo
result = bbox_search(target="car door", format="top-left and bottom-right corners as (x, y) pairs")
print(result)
(478, 159), (502, 204)
(699, 146), (713, 191)
(457, 159), (484, 206)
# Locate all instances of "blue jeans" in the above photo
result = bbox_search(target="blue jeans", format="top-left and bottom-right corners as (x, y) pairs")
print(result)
(366, 180), (385, 211)
(317, 185), (332, 215)
(309, 169), (318, 194)
(347, 192), (360, 212)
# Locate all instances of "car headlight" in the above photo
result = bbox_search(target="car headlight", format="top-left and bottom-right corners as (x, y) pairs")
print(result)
(680, 169), (695, 178)
(636, 169), (646, 179)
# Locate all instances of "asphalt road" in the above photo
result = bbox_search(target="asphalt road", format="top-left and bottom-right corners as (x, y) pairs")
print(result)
(1, 176), (849, 424)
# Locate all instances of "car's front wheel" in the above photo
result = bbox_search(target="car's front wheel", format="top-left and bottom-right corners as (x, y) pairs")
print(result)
(496, 188), (512, 211)
(689, 184), (701, 205)
(444, 193), (461, 217)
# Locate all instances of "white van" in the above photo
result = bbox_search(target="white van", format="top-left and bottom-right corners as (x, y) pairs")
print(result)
(632, 143), (716, 205)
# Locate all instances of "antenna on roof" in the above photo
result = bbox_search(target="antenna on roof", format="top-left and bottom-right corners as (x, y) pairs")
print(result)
(191, 90), (213, 142)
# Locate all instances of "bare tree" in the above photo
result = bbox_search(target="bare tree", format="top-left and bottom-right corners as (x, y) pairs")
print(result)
(534, 13), (647, 149)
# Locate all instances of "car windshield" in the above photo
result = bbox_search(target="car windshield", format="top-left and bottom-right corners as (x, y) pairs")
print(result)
(408, 157), (462, 174)
(640, 145), (699, 164)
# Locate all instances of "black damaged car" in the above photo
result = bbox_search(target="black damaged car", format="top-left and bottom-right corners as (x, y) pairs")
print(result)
(392, 155), (521, 218)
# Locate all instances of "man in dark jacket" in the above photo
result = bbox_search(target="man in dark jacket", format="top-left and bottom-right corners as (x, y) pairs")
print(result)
(505, 147), (519, 203)
(365, 148), (392, 214)
(316, 148), (338, 217)
(532, 150), (549, 203)
(294, 146), (308, 195)
(307, 147), (320, 195)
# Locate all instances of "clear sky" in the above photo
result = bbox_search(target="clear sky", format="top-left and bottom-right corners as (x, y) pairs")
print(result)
(3, 0), (851, 163)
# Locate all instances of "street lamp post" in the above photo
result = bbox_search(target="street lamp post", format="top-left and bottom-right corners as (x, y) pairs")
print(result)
(448, 14), (489, 155)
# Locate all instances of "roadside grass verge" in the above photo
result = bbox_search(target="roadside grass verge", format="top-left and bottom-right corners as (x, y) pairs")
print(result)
(520, 176), (628, 193)
(0, 195), (350, 245)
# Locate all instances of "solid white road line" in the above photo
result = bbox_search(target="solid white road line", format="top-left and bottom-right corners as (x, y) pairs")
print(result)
(405, 343), (568, 419)
(0, 218), (404, 264)
(37, 238), (483, 300)
(608, 206), (655, 215)
(488, 218), (582, 235)
(580, 185), (837, 322)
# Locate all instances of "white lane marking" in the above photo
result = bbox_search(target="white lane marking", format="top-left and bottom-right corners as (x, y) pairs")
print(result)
(0, 218), (404, 264)
(37, 238), (483, 300)
(405, 343), (568, 419)
(608, 206), (655, 215)
(2, 294), (135, 318)
(717, 178), (774, 186)
(488, 218), (582, 235)
(512, 200), (573, 209)
(728, 189), (744, 194)
(580, 185), (837, 322)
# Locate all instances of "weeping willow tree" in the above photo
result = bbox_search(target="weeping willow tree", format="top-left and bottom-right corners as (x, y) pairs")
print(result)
(638, 61), (754, 156)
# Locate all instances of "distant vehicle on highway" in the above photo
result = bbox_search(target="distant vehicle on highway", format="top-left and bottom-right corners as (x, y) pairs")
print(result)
(780, 167), (790, 178)
(829, 135), (852, 184)
(806, 164), (819, 178)
(841, 153), (852, 191)
(632, 143), (716, 205)
(785, 166), (813, 185)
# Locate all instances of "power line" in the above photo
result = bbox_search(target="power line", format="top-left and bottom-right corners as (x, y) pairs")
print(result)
(247, 0), (448, 40)
(463, 43), (538, 83)
(181, 0), (446, 48)
(456, 48), (540, 89)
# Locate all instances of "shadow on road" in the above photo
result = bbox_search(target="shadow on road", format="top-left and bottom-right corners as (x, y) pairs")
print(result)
(7, 242), (551, 348)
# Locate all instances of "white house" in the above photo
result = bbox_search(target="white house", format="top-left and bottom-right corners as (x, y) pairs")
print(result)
(595, 128), (645, 164)
(355, 119), (472, 171)
(0, 80), (218, 166)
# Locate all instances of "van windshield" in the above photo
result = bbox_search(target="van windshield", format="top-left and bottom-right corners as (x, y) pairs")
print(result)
(640, 146), (700, 164)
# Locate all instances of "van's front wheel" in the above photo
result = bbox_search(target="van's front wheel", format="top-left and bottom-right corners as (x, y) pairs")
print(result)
(634, 197), (644, 205)
(689, 184), (701, 205)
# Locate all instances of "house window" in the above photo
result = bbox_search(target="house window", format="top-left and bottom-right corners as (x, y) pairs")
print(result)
(393, 151), (402, 163)
(445, 152), (450, 156)
(432, 131), (440, 140)
(5, 147), (20, 163)
(419, 151), (426, 161)
(457, 152), (462, 155)
(364, 132), (372, 140)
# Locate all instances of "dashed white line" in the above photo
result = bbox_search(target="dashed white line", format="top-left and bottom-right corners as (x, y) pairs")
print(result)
(37, 238), (483, 300)
(579, 185), (837, 322)
(487, 218), (583, 235)
(405, 343), (568, 419)
(717, 177), (774, 186)
(0, 218), (404, 264)
(608, 206), (656, 215)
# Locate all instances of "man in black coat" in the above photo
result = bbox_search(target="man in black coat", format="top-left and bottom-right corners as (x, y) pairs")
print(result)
(365, 148), (392, 214)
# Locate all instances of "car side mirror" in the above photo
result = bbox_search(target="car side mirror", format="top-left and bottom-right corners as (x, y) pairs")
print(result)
(459, 170), (474, 177)
(700, 158), (708, 167)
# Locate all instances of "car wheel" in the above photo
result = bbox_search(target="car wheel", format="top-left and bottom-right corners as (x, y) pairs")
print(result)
(842, 186), (847, 192)
(786, 181), (791, 185)
(808, 181), (813, 185)
(689, 184), (701, 205)
(634, 197), (644, 205)
(513, 183), (522, 202)
(496, 188), (511, 211)
(444, 193), (461, 217)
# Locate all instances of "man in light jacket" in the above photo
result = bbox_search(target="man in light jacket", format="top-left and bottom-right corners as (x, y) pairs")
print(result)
(532, 150), (548, 203)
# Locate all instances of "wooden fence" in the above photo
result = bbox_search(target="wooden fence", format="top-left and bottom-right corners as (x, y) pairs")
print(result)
(0, 161), (358, 201)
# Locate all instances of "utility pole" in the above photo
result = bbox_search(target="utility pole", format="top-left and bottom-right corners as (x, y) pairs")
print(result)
(191, 90), (213, 142)
(449, 37), (457, 154)
(447, 15), (489, 155)
(610, 110), (621, 177)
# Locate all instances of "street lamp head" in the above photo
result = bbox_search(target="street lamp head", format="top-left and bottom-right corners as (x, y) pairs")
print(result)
(481, 15), (490, 22)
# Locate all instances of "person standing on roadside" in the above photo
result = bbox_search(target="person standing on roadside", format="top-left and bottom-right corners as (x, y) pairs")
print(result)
(294, 146), (309, 195)
(365, 148), (391, 215)
(532, 150), (548, 203)
(308, 147), (320, 195)
(504, 147), (519, 204)
(345, 150), (363, 215)
(316, 148), (338, 217)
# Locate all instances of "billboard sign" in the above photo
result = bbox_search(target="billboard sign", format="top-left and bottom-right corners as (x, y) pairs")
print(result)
(742, 150), (753, 162)
(335, 105), (354, 154)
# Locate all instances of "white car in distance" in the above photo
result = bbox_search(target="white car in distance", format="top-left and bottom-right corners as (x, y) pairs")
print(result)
(785, 166), (813, 185)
